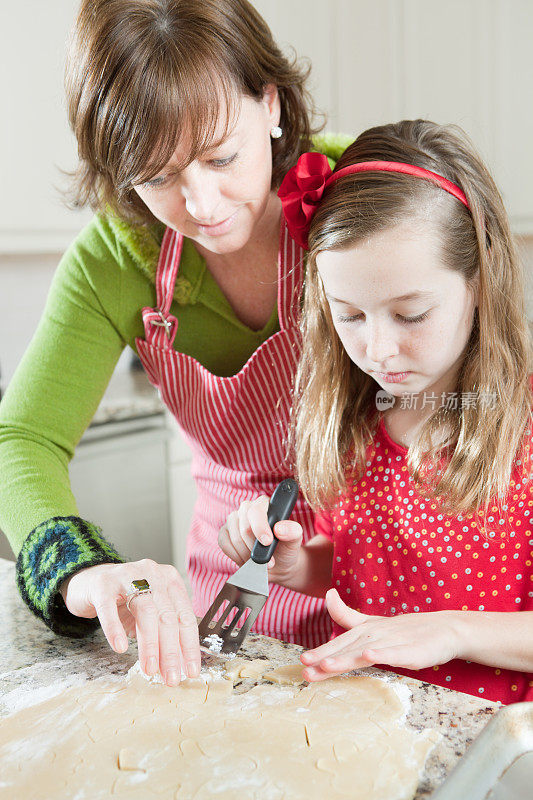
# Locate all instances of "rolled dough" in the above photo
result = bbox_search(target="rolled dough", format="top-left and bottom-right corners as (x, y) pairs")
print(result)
(0, 662), (436, 799)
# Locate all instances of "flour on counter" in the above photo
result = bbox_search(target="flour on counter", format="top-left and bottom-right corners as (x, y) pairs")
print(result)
(202, 632), (224, 653)
(0, 667), (91, 715)
(127, 659), (226, 684)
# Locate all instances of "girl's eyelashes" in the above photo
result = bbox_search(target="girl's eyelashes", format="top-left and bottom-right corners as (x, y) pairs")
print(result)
(337, 311), (430, 325)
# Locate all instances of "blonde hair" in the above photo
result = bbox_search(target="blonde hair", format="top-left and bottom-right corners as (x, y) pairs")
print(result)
(294, 120), (532, 522)
(64, 0), (322, 224)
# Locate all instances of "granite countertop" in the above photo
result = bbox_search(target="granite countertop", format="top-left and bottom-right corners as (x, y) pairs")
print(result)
(0, 559), (499, 798)
(90, 364), (164, 426)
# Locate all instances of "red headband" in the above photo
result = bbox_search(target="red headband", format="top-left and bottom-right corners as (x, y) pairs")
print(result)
(277, 151), (470, 249)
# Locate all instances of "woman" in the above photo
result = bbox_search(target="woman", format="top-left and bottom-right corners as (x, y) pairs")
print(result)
(0, 0), (350, 685)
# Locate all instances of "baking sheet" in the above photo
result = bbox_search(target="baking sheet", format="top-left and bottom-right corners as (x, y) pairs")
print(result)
(431, 702), (533, 799)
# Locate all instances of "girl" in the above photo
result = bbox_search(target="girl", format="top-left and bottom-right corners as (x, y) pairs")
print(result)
(219, 119), (533, 704)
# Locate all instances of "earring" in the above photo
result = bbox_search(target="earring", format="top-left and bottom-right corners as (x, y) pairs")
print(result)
(270, 126), (282, 139)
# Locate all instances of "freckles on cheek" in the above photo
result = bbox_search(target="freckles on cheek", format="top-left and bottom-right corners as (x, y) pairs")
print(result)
(419, 318), (449, 347)
(339, 333), (365, 365)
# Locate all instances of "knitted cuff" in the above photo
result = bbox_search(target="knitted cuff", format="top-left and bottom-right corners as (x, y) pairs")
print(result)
(16, 516), (125, 638)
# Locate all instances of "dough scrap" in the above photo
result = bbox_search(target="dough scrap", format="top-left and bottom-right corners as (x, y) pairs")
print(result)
(223, 657), (273, 681)
(262, 663), (306, 685)
(222, 657), (248, 681)
(239, 659), (273, 679)
(0, 664), (436, 800)
(118, 748), (146, 771)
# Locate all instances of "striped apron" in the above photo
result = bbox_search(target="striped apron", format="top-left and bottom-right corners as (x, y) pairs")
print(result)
(135, 220), (331, 648)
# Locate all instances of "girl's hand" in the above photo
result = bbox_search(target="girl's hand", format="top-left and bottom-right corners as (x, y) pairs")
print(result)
(301, 588), (462, 681)
(218, 495), (303, 586)
(60, 560), (200, 686)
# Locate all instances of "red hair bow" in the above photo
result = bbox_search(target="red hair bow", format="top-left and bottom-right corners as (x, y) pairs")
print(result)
(277, 152), (332, 250)
(278, 152), (470, 250)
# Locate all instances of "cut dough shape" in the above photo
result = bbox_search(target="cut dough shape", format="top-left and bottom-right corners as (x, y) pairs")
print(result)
(205, 678), (233, 700)
(118, 748), (146, 771)
(0, 664), (436, 799)
(263, 663), (307, 685)
(222, 657), (248, 681)
(239, 659), (272, 679)
(223, 657), (272, 681)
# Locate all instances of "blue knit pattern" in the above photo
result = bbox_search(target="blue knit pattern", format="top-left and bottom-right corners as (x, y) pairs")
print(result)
(16, 516), (124, 637)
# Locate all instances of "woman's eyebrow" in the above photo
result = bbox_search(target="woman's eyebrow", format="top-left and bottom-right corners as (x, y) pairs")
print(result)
(325, 290), (435, 304)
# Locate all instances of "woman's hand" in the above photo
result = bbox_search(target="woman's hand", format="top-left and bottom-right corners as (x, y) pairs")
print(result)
(301, 589), (462, 681)
(59, 560), (200, 686)
(218, 495), (303, 587)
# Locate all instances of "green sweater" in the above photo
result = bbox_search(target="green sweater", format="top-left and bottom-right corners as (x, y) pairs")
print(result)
(0, 133), (353, 635)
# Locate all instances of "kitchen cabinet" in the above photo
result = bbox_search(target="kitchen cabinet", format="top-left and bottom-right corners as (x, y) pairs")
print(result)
(69, 414), (173, 565)
(69, 366), (196, 573)
(1, 1), (93, 253)
(253, 0), (533, 234)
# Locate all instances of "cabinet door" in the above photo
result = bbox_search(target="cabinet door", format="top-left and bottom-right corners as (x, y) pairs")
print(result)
(1, 1), (92, 252)
(491, 0), (533, 232)
(254, 0), (533, 234)
(70, 421), (172, 565)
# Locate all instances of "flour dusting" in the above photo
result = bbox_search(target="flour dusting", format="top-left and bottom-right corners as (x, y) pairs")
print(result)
(0, 669), (90, 715)
(127, 659), (188, 683)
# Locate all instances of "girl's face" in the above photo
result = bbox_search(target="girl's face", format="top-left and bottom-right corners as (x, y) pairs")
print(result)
(133, 87), (280, 254)
(316, 222), (478, 400)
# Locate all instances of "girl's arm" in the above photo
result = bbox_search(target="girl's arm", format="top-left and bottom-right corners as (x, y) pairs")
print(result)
(453, 610), (533, 672)
(301, 590), (533, 680)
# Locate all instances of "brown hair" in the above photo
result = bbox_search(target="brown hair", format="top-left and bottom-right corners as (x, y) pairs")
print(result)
(63, 0), (321, 224)
(294, 119), (532, 524)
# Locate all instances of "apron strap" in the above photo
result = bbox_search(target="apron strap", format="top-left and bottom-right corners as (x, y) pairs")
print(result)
(142, 227), (182, 349)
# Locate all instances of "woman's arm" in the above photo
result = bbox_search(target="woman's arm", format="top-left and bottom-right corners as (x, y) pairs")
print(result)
(0, 222), (203, 681)
(0, 223), (126, 554)
(0, 219), (129, 635)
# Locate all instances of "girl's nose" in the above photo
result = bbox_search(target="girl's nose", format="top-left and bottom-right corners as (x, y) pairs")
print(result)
(365, 321), (400, 366)
(181, 168), (221, 222)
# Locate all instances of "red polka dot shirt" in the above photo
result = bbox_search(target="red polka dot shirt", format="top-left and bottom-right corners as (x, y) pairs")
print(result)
(315, 415), (533, 705)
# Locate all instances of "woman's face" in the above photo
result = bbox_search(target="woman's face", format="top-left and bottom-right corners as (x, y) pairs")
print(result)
(316, 222), (478, 400)
(133, 87), (280, 254)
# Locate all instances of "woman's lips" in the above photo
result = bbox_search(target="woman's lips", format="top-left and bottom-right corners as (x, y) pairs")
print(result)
(375, 371), (412, 384)
(195, 212), (237, 237)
